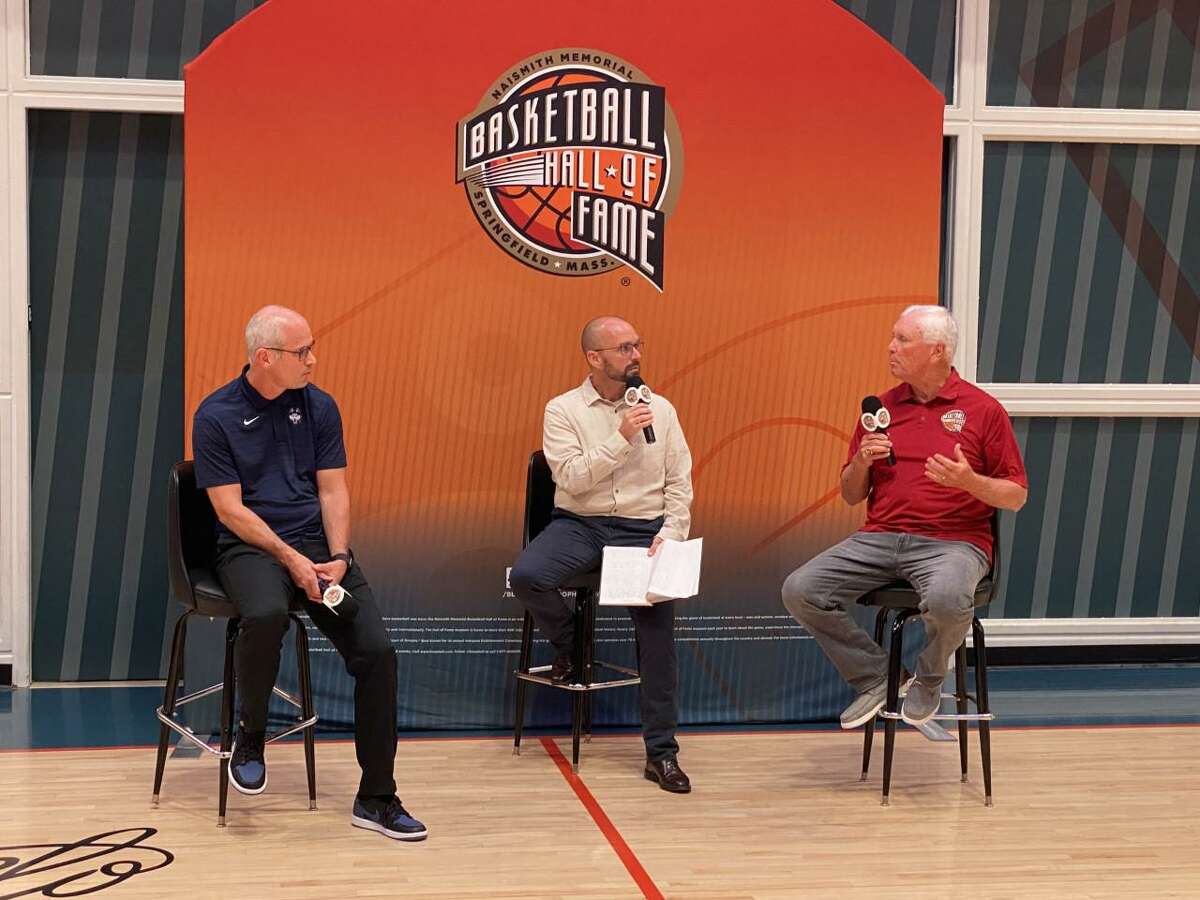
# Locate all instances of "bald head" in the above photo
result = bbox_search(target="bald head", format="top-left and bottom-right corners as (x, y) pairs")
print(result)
(580, 316), (631, 353)
(245, 305), (307, 359)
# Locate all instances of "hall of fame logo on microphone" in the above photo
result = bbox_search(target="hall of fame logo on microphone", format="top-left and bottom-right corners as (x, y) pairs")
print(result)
(624, 384), (652, 406)
(861, 406), (891, 432)
(455, 48), (684, 291)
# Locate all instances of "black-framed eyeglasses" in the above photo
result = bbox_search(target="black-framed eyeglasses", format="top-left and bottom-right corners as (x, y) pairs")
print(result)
(265, 343), (315, 361)
(592, 340), (644, 357)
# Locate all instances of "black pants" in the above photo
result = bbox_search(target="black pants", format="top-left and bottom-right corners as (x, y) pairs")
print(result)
(214, 539), (397, 798)
(509, 510), (679, 762)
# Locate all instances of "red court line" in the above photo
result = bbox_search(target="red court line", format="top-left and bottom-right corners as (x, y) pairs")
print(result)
(539, 736), (664, 900)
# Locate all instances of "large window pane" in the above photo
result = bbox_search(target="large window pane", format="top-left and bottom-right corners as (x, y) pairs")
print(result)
(835, 0), (956, 104)
(979, 141), (1200, 384)
(989, 1), (1200, 109)
(28, 110), (184, 680)
(990, 417), (1200, 619)
(30, 0), (266, 80)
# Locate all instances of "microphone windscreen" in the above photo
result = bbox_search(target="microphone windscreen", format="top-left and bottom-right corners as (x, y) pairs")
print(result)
(321, 583), (360, 621)
(332, 593), (360, 620)
(625, 374), (646, 389)
(861, 395), (883, 414)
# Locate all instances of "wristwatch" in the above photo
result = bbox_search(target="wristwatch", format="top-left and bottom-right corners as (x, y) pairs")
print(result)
(331, 551), (353, 567)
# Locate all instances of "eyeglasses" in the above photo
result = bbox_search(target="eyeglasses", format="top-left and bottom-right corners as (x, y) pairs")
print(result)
(265, 343), (315, 362)
(592, 340), (645, 357)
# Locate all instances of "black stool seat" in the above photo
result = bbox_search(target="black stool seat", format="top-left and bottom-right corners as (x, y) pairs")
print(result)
(511, 453), (642, 772)
(188, 570), (238, 618)
(153, 461), (319, 826)
(860, 576), (993, 610)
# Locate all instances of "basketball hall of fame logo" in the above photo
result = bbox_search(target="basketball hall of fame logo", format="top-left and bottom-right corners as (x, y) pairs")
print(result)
(456, 49), (683, 291)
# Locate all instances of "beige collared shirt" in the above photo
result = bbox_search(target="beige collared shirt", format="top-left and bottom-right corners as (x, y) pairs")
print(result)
(543, 376), (693, 541)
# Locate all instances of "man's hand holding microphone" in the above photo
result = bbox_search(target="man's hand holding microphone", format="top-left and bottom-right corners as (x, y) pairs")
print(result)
(855, 432), (894, 467)
(619, 403), (655, 443)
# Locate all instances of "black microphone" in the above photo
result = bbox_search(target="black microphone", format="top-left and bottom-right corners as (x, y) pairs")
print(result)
(624, 375), (656, 444)
(860, 395), (896, 466)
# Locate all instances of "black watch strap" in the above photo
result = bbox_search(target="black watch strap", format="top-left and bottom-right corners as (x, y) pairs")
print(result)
(331, 551), (353, 566)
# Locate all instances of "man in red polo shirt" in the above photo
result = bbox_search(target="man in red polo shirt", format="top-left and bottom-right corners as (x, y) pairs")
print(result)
(782, 305), (1028, 728)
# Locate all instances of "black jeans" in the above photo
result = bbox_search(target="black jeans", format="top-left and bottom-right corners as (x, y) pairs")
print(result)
(214, 538), (397, 798)
(509, 510), (680, 762)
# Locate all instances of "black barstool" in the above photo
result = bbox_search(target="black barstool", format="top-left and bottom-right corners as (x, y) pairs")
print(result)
(153, 461), (318, 826)
(511, 452), (641, 772)
(857, 515), (1001, 807)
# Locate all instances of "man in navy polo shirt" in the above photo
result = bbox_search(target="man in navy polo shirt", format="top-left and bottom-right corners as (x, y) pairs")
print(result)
(192, 305), (426, 841)
(782, 305), (1028, 730)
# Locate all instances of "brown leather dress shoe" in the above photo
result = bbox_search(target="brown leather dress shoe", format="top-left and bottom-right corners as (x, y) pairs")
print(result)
(549, 654), (576, 685)
(644, 757), (691, 793)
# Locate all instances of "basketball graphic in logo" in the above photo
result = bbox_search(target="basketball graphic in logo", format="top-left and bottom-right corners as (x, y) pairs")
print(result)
(941, 409), (966, 433)
(456, 49), (684, 290)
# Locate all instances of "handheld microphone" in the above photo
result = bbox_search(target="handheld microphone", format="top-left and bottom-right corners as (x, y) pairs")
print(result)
(624, 375), (656, 444)
(860, 395), (896, 466)
(318, 580), (360, 620)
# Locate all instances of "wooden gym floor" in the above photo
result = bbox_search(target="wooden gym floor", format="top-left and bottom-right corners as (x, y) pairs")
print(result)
(2, 723), (1198, 899)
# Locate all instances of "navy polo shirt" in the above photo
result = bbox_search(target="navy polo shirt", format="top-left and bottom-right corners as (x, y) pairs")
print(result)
(192, 365), (347, 547)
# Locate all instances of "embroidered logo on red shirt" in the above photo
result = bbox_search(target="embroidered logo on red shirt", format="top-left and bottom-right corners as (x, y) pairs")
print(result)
(941, 409), (966, 433)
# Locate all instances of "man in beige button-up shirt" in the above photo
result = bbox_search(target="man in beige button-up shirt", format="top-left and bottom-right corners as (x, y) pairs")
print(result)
(510, 316), (694, 794)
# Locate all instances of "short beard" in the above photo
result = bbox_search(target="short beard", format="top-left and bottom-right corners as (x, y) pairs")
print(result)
(604, 361), (631, 382)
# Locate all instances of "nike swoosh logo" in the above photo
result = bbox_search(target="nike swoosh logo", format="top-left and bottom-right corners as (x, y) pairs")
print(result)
(242, 416), (260, 426)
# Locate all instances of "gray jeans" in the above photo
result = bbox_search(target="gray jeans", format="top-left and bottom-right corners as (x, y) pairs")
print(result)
(781, 531), (989, 692)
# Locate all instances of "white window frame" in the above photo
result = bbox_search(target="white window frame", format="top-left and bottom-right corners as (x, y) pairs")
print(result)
(949, 2), (1200, 417)
(1, 0), (1197, 685)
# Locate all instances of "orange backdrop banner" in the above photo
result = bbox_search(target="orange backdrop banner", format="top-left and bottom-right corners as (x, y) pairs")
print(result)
(184, 0), (943, 727)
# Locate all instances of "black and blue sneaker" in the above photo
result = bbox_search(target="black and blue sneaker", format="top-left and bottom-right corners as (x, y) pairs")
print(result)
(228, 727), (267, 795)
(351, 795), (428, 841)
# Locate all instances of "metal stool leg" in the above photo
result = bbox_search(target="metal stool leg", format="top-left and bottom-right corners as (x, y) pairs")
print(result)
(973, 618), (993, 807)
(955, 643), (969, 783)
(217, 618), (238, 827)
(570, 591), (594, 772)
(153, 611), (190, 805)
(861, 608), (888, 781)
(571, 691), (584, 772)
(578, 589), (596, 688)
(512, 611), (535, 755)
(882, 610), (916, 806)
(582, 592), (596, 743)
(293, 614), (317, 811)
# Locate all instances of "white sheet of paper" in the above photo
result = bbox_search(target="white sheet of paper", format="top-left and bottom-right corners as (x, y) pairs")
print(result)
(599, 538), (703, 606)
(598, 546), (654, 606)
(647, 537), (703, 602)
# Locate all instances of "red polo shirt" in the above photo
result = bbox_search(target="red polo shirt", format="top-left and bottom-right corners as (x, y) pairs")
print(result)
(844, 369), (1026, 560)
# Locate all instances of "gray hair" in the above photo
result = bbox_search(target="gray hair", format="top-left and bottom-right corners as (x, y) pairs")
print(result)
(244, 306), (294, 359)
(901, 304), (958, 358)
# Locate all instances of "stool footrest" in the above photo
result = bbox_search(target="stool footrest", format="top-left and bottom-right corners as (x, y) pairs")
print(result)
(156, 679), (318, 758)
(515, 659), (641, 692)
(878, 710), (995, 722)
(264, 716), (320, 744)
